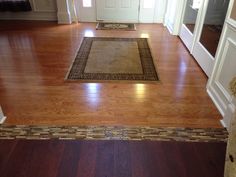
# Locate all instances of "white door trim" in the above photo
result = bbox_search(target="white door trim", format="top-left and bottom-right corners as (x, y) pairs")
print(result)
(0, 106), (7, 124)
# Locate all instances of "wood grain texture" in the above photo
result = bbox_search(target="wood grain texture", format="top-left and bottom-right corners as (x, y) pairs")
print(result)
(0, 21), (222, 128)
(0, 139), (227, 177)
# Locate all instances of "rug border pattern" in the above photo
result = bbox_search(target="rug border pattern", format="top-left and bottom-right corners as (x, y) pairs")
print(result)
(96, 22), (136, 31)
(66, 37), (159, 81)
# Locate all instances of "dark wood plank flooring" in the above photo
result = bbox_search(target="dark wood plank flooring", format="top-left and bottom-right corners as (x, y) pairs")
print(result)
(0, 140), (226, 177)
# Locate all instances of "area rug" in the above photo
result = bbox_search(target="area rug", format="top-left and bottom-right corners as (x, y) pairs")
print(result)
(66, 37), (159, 82)
(96, 22), (136, 31)
(0, 125), (228, 142)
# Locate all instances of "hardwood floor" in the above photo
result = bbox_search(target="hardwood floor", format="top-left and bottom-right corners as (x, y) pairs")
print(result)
(0, 140), (226, 177)
(0, 21), (222, 128)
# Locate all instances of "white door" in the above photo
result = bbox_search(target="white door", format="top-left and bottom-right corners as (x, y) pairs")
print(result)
(179, 0), (230, 77)
(139, 0), (156, 23)
(192, 0), (230, 76)
(76, 0), (97, 22)
(179, 0), (203, 51)
(96, 0), (140, 22)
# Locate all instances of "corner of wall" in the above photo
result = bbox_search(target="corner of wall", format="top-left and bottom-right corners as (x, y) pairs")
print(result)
(57, 11), (71, 24)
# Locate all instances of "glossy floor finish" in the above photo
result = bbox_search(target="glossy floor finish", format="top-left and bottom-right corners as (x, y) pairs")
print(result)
(0, 21), (222, 127)
(0, 140), (227, 177)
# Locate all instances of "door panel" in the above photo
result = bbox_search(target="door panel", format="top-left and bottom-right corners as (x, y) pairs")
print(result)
(96, 0), (139, 22)
(192, 0), (230, 77)
(76, 0), (97, 22)
(105, 0), (116, 8)
(78, 0), (167, 23)
(139, 0), (156, 23)
(180, 0), (230, 77)
(120, 0), (131, 8)
(198, 0), (229, 57)
(180, 25), (194, 51)
(179, 0), (202, 51)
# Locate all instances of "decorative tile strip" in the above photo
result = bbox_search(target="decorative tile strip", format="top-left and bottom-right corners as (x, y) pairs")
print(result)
(0, 125), (228, 142)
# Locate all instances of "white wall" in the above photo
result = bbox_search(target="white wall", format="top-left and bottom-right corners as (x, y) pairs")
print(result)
(207, 0), (236, 129)
(165, 0), (185, 35)
(154, 0), (168, 23)
(0, 0), (57, 21)
(165, 0), (178, 27)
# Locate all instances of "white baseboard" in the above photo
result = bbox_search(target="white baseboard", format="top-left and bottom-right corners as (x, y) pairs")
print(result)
(220, 119), (227, 128)
(207, 87), (225, 116)
(207, 87), (227, 130)
(57, 12), (71, 24)
(0, 106), (6, 124)
(0, 116), (7, 124)
(207, 86), (236, 130)
(165, 21), (175, 35)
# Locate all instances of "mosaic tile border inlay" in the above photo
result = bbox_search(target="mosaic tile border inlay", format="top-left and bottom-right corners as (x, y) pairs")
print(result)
(0, 125), (228, 142)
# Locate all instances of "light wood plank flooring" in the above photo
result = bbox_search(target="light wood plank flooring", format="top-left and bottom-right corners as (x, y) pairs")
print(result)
(0, 21), (222, 128)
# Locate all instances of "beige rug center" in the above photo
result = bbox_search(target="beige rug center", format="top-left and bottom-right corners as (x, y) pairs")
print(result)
(84, 41), (143, 74)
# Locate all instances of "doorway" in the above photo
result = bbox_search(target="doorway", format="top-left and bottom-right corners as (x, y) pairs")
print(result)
(76, 0), (165, 23)
(180, 0), (230, 77)
(96, 0), (140, 22)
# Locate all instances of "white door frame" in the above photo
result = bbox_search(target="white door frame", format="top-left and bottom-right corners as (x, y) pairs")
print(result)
(179, 0), (205, 51)
(179, 0), (230, 77)
(74, 0), (167, 23)
(191, 0), (215, 77)
(164, 0), (185, 35)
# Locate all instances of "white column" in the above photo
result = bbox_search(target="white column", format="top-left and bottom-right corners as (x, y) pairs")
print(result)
(68, 0), (78, 23)
(57, 0), (72, 24)
(164, 0), (185, 35)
